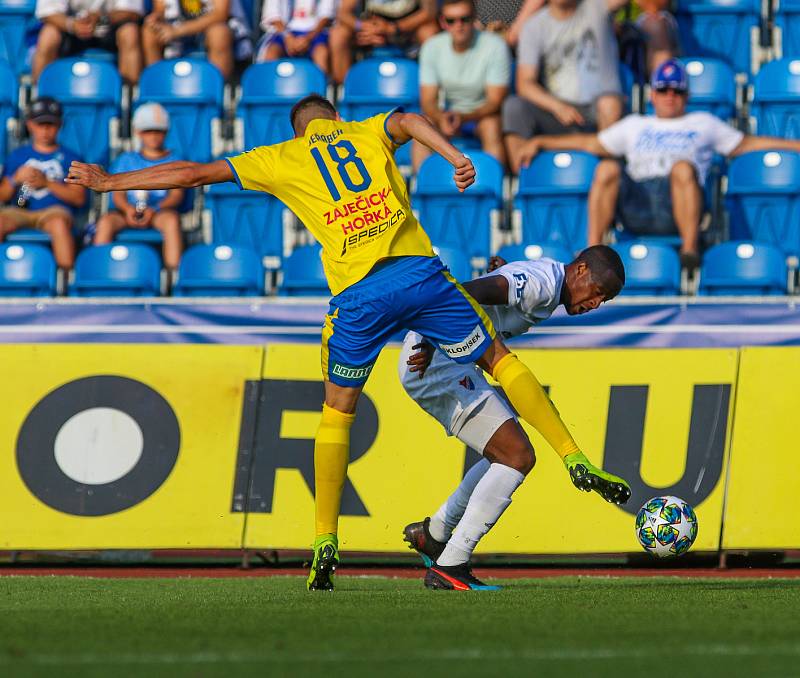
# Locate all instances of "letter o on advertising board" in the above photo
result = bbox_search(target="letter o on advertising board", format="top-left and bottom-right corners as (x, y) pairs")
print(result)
(16, 376), (180, 516)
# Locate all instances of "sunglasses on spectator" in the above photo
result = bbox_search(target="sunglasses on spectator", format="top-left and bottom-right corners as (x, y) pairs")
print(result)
(654, 86), (687, 95)
(443, 14), (474, 25)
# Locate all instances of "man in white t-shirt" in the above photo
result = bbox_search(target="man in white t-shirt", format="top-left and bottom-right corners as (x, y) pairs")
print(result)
(516, 58), (800, 270)
(33, 0), (144, 84)
(399, 245), (630, 590)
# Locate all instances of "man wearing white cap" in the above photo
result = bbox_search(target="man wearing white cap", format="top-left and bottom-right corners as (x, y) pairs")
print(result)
(94, 102), (184, 271)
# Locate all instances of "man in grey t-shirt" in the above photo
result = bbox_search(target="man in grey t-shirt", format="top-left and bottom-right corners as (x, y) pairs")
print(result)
(503, 0), (626, 173)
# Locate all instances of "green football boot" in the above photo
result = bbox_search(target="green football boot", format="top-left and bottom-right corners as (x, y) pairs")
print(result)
(564, 451), (631, 505)
(307, 534), (339, 591)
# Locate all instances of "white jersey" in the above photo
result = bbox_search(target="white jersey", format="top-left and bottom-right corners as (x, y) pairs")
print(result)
(399, 259), (565, 448)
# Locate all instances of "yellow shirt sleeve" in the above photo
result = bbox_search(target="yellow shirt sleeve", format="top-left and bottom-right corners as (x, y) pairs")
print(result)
(226, 144), (278, 193)
(362, 108), (404, 153)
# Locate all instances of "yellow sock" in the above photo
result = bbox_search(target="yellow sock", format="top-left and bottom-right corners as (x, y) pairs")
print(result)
(314, 404), (356, 537)
(492, 353), (579, 460)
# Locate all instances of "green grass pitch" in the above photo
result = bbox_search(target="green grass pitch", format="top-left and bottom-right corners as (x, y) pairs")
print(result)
(1, 575), (799, 677)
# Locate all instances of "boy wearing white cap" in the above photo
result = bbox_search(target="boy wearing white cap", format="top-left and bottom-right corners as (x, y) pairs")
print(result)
(94, 102), (184, 270)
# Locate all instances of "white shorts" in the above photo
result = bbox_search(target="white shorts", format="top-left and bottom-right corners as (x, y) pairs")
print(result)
(399, 332), (516, 453)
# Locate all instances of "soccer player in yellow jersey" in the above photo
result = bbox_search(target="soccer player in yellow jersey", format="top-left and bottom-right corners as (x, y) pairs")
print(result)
(67, 95), (630, 592)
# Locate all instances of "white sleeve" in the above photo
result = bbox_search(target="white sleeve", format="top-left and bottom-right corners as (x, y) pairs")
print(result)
(261, 0), (286, 27)
(36, 0), (68, 19)
(495, 261), (557, 314)
(317, 0), (336, 20)
(110, 0), (145, 14)
(596, 115), (634, 157)
(706, 113), (745, 156)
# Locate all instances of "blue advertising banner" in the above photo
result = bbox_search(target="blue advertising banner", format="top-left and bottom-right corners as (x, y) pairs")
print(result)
(0, 297), (797, 347)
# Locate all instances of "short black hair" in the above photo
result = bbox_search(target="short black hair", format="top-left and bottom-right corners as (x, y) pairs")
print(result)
(290, 94), (337, 135)
(575, 245), (626, 294)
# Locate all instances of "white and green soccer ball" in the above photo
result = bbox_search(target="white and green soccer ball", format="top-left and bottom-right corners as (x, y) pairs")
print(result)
(635, 496), (698, 558)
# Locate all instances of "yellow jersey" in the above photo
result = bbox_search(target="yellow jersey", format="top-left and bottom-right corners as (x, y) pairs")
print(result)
(226, 111), (435, 295)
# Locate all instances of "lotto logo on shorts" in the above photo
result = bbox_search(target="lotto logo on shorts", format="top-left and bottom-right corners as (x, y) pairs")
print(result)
(331, 362), (373, 381)
(440, 326), (486, 358)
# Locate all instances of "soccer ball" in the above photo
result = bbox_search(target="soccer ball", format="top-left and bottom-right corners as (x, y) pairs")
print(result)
(635, 496), (698, 558)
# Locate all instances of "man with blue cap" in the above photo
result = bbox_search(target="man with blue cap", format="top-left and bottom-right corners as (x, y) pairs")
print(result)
(515, 58), (800, 271)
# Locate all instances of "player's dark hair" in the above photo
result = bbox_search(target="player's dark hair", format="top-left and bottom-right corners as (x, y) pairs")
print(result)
(575, 245), (626, 294)
(290, 94), (337, 135)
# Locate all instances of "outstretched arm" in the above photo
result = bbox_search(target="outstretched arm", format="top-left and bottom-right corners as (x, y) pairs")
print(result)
(385, 111), (476, 192)
(66, 159), (234, 193)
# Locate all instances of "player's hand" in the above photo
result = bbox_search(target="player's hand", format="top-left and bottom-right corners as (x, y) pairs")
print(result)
(66, 161), (112, 192)
(407, 341), (435, 378)
(452, 154), (475, 192)
(518, 138), (542, 169)
(487, 255), (507, 272)
(553, 101), (585, 127)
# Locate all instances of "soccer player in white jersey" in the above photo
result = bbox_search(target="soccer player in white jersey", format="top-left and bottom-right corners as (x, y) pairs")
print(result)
(399, 245), (627, 590)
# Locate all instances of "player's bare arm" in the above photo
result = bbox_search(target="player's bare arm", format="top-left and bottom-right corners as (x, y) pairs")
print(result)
(66, 159), (234, 192)
(385, 111), (476, 192)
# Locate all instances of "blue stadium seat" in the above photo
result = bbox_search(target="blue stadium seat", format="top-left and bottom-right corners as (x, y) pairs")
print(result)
(683, 58), (737, 120)
(699, 241), (788, 295)
(515, 151), (598, 255)
(338, 58), (418, 168)
(0, 243), (56, 296)
(279, 243), (330, 296)
(613, 241), (681, 295)
(750, 58), (800, 139)
(71, 244), (161, 297)
(726, 150), (800, 257)
(432, 244), (472, 282)
(204, 181), (286, 268)
(138, 59), (224, 163)
(237, 60), (327, 148)
(675, 0), (760, 75)
(0, 0), (36, 76)
(38, 58), (121, 165)
(173, 244), (263, 296)
(413, 151), (502, 262)
(774, 0), (800, 60)
(0, 58), (16, 162)
(495, 243), (573, 264)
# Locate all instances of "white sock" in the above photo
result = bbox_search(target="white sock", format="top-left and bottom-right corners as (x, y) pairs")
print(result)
(428, 458), (491, 542)
(436, 463), (525, 567)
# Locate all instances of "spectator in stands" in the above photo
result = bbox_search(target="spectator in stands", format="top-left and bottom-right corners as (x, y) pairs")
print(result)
(505, 0), (543, 46)
(256, 0), (335, 73)
(33, 0), (144, 84)
(0, 98), (85, 269)
(503, 0), (627, 174)
(329, 0), (438, 85)
(616, 0), (679, 78)
(143, 0), (252, 80)
(413, 0), (510, 170)
(94, 103), (184, 271)
(516, 59), (800, 270)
